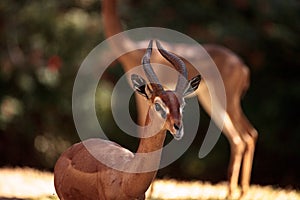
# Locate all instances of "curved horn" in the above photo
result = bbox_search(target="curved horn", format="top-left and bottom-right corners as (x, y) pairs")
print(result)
(156, 40), (188, 94)
(142, 40), (164, 92)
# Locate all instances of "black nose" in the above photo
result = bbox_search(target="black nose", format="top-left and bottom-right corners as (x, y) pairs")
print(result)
(174, 124), (180, 130)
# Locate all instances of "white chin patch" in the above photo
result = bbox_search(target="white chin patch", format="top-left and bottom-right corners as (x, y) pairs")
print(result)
(173, 127), (184, 140)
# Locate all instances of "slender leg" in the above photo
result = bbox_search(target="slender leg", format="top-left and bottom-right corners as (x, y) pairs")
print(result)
(225, 102), (258, 198)
(240, 115), (258, 196)
(223, 116), (246, 198)
(196, 84), (245, 198)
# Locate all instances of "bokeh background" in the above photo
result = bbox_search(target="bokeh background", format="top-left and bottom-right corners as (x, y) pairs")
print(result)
(0, 0), (299, 189)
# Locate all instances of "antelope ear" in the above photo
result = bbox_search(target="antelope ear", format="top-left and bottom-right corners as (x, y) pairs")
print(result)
(183, 75), (201, 97)
(131, 74), (152, 99)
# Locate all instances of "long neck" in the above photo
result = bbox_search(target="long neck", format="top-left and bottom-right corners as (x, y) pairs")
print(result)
(122, 110), (166, 198)
(102, 0), (122, 38)
(101, 0), (143, 72)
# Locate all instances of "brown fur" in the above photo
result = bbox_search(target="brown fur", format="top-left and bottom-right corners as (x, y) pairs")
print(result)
(101, 0), (258, 198)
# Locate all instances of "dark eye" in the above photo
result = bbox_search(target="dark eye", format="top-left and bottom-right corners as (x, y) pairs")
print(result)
(155, 103), (162, 111)
(154, 103), (167, 119)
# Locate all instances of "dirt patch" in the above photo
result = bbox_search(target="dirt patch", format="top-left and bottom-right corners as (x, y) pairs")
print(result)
(0, 168), (56, 199)
(0, 168), (299, 200)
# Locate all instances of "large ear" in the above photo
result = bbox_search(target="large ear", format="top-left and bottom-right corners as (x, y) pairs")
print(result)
(131, 74), (152, 99)
(183, 74), (201, 97)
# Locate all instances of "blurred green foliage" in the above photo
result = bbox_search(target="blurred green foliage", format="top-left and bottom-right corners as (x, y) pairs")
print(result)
(0, 0), (299, 188)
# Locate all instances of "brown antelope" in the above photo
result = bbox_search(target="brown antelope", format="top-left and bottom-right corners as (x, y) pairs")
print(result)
(54, 40), (201, 200)
(102, 0), (258, 197)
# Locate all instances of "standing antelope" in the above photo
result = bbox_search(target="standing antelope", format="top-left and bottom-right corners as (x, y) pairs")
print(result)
(102, 0), (258, 197)
(54, 40), (201, 200)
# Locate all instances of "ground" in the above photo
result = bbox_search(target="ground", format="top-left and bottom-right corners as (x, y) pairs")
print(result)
(0, 168), (299, 200)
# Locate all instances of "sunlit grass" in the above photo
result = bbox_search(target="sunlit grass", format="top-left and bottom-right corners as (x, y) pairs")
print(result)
(0, 168), (299, 200)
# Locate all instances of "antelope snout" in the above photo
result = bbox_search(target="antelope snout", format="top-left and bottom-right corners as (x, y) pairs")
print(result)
(170, 122), (184, 140)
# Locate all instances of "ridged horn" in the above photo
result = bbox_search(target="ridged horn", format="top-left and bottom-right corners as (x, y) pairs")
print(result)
(142, 40), (164, 93)
(156, 40), (188, 94)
